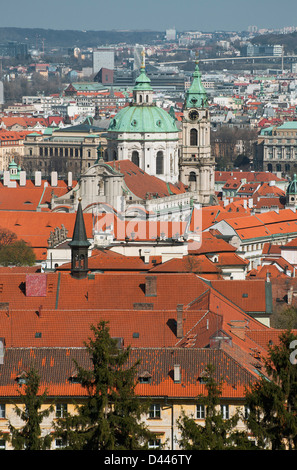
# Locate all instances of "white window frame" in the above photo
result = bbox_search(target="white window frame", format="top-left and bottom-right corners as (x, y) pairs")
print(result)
(196, 404), (205, 419)
(149, 404), (161, 419)
(221, 404), (229, 419)
(0, 404), (5, 419)
(56, 403), (67, 418)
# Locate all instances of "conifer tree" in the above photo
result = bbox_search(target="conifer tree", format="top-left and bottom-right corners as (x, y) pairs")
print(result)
(54, 321), (154, 450)
(245, 330), (297, 450)
(6, 366), (53, 450)
(177, 365), (253, 450)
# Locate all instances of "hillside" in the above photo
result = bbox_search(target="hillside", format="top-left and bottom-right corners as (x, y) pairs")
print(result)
(0, 27), (163, 49)
(251, 32), (297, 54)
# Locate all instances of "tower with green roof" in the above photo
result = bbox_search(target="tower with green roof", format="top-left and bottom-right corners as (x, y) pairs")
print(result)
(107, 49), (179, 183)
(179, 57), (215, 205)
(286, 174), (297, 208)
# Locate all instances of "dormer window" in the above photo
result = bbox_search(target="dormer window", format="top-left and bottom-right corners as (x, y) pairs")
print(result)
(16, 371), (27, 385)
(138, 370), (152, 384)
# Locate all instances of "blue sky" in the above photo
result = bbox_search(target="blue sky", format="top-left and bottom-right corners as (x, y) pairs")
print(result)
(2, 0), (297, 32)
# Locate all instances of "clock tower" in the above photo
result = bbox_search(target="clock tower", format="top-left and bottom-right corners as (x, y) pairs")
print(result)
(179, 59), (215, 205)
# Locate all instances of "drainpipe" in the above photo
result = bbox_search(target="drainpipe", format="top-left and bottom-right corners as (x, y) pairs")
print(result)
(164, 396), (174, 450)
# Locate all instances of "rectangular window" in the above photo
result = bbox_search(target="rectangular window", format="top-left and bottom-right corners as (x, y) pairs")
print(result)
(221, 404), (229, 419)
(149, 404), (161, 419)
(245, 405), (250, 419)
(0, 439), (5, 450)
(148, 438), (161, 449)
(0, 404), (5, 419)
(196, 404), (205, 419)
(55, 438), (66, 449)
(56, 403), (67, 418)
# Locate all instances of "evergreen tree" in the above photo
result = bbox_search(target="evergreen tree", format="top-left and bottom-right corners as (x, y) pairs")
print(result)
(6, 367), (53, 450)
(54, 321), (153, 450)
(245, 330), (297, 450)
(177, 365), (253, 450)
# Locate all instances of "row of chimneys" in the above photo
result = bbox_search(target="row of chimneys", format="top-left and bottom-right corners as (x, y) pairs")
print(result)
(3, 170), (73, 188)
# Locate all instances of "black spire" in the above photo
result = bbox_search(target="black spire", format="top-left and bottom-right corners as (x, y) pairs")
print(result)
(68, 201), (91, 279)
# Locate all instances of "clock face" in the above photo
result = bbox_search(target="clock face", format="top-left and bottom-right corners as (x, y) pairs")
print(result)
(189, 109), (199, 121)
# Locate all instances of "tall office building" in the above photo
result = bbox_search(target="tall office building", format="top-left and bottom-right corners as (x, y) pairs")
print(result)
(134, 45), (143, 71)
(93, 48), (115, 75)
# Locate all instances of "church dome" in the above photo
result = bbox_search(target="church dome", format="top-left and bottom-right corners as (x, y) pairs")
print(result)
(108, 50), (178, 136)
(108, 104), (178, 134)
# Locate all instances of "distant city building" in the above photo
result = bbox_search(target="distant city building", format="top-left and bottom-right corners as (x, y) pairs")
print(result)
(243, 43), (283, 57)
(0, 41), (28, 58)
(92, 48), (115, 75)
(134, 45), (143, 71)
(94, 67), (114, 84)
(165, 29), (177, 41)
(0, 81), (4, 107)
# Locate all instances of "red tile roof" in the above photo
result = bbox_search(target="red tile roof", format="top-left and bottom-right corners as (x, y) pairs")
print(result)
(0, 210), (92, 259)
(0, 179), (73, 211)
(106, 160), (187, 200)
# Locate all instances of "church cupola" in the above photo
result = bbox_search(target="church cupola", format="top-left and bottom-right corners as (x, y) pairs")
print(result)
(132, 49), (154, 105)
(184, 56), (208, 110)
(68, 200), (91, 279)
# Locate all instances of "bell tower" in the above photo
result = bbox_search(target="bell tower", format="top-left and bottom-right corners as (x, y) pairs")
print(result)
(179, 57), (215, 205)
(68, 200), (91, 279)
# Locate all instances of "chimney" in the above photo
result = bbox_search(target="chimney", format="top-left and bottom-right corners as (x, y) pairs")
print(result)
(19, 171), (26, 186)
(0, 338), (5, 365)
(145, 276), (157, 297)
(288, 285), (294, 305)
(51, 171), (58, 187)
(176, 304), (183, 338)
(3, 171), (9, 186)
(229, 320), (247, 340)
(68, 171), (73, 187)
(35, 171), (41, 187)
(173, 364), (181, 383)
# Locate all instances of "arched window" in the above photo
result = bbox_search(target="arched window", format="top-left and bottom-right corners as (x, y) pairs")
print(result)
(189, 171), (197, 182)
(276, 164), (282, 172)
(156, 151), (164, 175)
(132, 151), (139, 167)
(267, 163), (273, 172)
(285, 164), (291, 172)
(190, 128), (198, 146)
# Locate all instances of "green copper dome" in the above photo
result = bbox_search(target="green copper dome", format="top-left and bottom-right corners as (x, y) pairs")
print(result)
(108, 105), (178, 134)
(287, 174), (297, 195)
(184, 61), (208, 109)
(108, 50), (178, 135)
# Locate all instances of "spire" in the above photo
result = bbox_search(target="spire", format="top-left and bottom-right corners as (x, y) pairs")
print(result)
(184, 53), (208, 109)
(69, 201), (90, 248)
(133, 48), (152, 93)
(68, 201), (91, 279)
